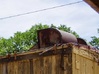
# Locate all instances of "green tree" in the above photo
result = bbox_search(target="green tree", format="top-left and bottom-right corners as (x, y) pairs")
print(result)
(28, 24), (49, 43)
(11, 24), (49, 52)
(90, 29), (99, 49)
(0, 24), (79, 56)
(0, 38), (14, 55)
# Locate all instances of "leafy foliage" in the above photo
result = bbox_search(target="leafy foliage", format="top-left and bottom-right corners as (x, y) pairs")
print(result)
(90, 29), (99, 49)
(0, 24), (79, 56)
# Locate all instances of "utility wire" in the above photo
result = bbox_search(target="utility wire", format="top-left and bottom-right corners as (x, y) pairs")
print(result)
(0, 1), (83, 20)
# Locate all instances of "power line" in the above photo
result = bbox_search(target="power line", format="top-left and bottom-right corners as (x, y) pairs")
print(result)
(0, 1), (83, 20)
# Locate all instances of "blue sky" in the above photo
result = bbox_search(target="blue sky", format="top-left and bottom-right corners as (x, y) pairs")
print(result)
(0, 0), (99, 42)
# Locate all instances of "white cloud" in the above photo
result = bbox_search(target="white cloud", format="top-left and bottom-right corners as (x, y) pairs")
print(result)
(0, 0), (99, 42)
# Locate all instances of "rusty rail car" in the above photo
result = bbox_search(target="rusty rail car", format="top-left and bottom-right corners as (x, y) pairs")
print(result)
(0, 28), (99, 74)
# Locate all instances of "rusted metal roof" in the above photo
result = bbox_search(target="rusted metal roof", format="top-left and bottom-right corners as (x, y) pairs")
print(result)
(57, 29), (77, 43)
(29, 28), (99, 54)
(37, 28), (77, 48)
(84, 0), (99, 13)
(77, 38), (87, 45)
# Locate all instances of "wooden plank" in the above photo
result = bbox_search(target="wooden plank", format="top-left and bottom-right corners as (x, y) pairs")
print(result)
(73, 47), (93, 61)
(29, 59), (33, 74)
(43, 56), (52, 74)
(72, 53), (77, 74)
(72, 53), (87, 74)
(64, 54), (71, 74)
(23, 60), (30, 74)
(93, 62), (99, 74)
(0, 48), (66, 63)
(18, 61), (23, 74)
(85, 59), (94, 74)
(73, 46), (99, 63)
(97, 63), (99, 74)
(17, 60), (30, 74)
(56, 55), (61, 74)
(8, 62), (14, 74)
(0, 63), (7, 74)
(52, 56), (56, 74)
(80, 57), (86, 74)
(67, 53), (72, 74)
(33, 58), (43, 74)
(44, 57), (48, 74)
(13, 62), (18, 74)
(7, 61), (18, 74)
(32, 59), (36, 74)
(93, 62), (97, 74)
(40, 57), (44, 74)
(0, 64), (2, 74)
(76, 54), (80, 74)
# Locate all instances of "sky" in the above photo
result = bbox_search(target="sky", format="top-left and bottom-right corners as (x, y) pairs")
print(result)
(0, 0), (99, 42)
